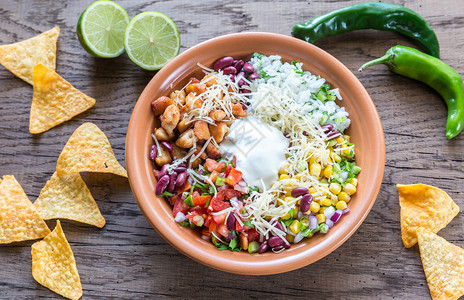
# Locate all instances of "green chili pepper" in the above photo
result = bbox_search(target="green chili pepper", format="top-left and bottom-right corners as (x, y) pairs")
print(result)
(292, 2), (440, 58)
(359, 45), (464, 139)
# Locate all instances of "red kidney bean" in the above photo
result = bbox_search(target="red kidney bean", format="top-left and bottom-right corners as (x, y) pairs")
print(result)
(249, 72), (259, 80)
(222, 66), (237, 75)
(283, 132), (290, 138)
(227, 213), (236, 231)
(233, 60), (244, 72)
(273, 221), (284, 232)
(213, 56), (234, 71)
(167, 172), (178, 193)
(161, 141), (173, 151)
(173, 166), (186, 173)
(327, 131), (341, 140)
(291, 187), (309, 197)
(243, 63), (254, 73)
(299, 194), (313, 213)
(321, 124), (334, 133)
(176, 172), (188, 187)
(155, 175), (170, 195)
(159, 164), (169, 178)
(240, 89), (251, 94)
(153, 169), (160, 180)
(258, 241), (269, 254)
(267, 236), (284, 248)
(283, 240), (291, 249)
(272, 245), (284, 251)
(149, 145), (157, 161)
(229, 74), (235, 82)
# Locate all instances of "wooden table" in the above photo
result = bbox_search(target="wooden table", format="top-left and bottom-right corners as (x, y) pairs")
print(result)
(1, 0), (463, 299)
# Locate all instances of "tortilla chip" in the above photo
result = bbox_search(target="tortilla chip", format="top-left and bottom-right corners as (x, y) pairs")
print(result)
(29, 64), (96, 134)
(56, 122), (127, 178)
(417, 229), (464, 300)
(0, 175), (50, 244)
(0, 27), (59, 85)
(35, 172), (105, 228)
(31, 220), (82, 300)
(397, 184), (460, 248)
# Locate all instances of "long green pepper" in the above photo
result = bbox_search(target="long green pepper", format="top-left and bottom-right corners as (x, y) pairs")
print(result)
(292, 2), (440, 58)
(359, 45), (464, 139)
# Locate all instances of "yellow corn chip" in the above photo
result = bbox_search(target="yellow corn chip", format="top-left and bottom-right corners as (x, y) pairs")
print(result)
(0, 27), (59, 85)
(29, 64), (96, 134)
(417, 229), (464, 300)
(397, 184), (460, 248)
(0, 175), (50, 244)
(31, 220), (82, 300)
(56, 122), (127, 178)
(35, 172), (105, 228)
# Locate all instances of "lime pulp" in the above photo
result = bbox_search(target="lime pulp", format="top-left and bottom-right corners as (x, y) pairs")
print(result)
(124, 11), (180, 71)
(76, 0), (130, 58)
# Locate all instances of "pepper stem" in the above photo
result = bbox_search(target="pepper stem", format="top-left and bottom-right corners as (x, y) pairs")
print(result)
(358, 53), (391, 72)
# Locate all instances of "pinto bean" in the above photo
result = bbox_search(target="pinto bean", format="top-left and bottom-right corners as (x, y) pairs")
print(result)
(209, 122), (229, 143)
(175, 129), (197, 148)
(161, 104), (180, 135)
(151, 96), (174, 116)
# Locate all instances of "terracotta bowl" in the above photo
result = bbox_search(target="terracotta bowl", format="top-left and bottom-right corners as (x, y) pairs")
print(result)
(126, 32), (385, 275)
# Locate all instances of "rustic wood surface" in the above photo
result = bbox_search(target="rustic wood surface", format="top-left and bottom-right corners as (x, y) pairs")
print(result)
(1, 0), (463, 299)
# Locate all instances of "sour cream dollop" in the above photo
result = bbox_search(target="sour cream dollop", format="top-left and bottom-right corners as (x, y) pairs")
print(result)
(219, 116), (288, 189)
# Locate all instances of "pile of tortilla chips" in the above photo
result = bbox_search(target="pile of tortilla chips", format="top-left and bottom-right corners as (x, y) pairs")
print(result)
(0, 27), (95, 134)
(0, 122), (126, 299)
(398, 184), (463, 300)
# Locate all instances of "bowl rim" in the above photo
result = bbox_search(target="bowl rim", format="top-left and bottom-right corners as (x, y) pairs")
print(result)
(126, 32), (385, 275)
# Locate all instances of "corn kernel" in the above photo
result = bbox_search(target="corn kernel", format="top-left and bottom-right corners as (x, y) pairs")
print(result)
(282, 212), (292, 220)
(335, 137), (344, 144)
(289, 220), (301, 234)
(286, 234), (295, 243)
(336, 200), (348, 210)
(343, 135), (350, 142)
(338, 191), (351, 203)
(310, 163), (322, 177)
(321, 198), (332, 207)
(292, 174), (301, 180)
(329, 182), (342, 195)
(279, 162), (290, 174)
(319, 206), (327, 214)
(316, 214), (326, 224)
(293, 208), (299, 218)
(323, 165), (333, 178)
(349, 178), (358, 187)
(309, 201), (320, 213)
(284, 196), (296, 203)
(308, 187), (318, 194)
(330, 195), (338, 206)
(332, 153), (342, 162)
(279, 174), (290, 180)
(309, 154), (319, 165)
(343, 183), (357, 195)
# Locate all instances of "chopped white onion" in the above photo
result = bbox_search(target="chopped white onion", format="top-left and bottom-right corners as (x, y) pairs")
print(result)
(174, 212), (186, 223)
(293, 232), (305, 244)
(325, 219), (334, 228)
(323, 206), (335, 219)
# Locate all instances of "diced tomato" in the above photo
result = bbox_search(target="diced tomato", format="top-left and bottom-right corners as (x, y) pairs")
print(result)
(192, 191), (200, 199)
(209, 171), (219, 184)
(226, 168), (242, 186)
(246, 229), (259, 242)
(235, 220), (244, 232)
(208, 220), (217, 233)
(215, 161), (226, 172)
(216, 223), (229, 238)
(204, 215), (212, 228)
(177, 180), (191, 193)
(212, 212), (227, 224)
(201, 227), (211, 239)
(210, 198), (230, 212)
(232, 156), (237, 168)
(192, 195), (211, 207)
(186, 210), (199, 220)
(205, 158), (219, 172)
(224, 165), (233, 177)
(172, 195), (189, 217)
(168, 195), (177, 205)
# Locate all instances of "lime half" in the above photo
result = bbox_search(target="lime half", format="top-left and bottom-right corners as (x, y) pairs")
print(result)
(124, 11), (180, 70)
(77, 0), (130, 58)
